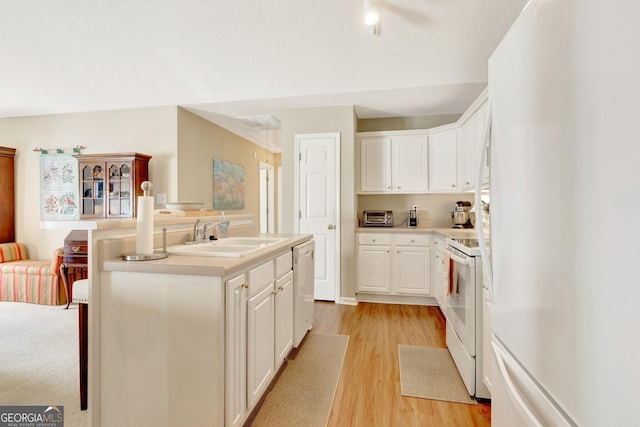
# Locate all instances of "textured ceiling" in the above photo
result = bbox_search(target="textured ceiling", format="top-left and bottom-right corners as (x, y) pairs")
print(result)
(0, 0), (528, 151)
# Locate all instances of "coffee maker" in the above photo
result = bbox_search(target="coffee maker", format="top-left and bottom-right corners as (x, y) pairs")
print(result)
(409, 205), (418, 227)
(451, 201), (473, 228)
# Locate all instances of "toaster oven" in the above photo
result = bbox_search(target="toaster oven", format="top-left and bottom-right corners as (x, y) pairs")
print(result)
(363, 210), (394, 227)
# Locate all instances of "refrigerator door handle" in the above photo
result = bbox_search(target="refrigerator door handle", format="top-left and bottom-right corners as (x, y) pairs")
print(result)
(475, 101), (495, 302)
(492, 337), (574, 427)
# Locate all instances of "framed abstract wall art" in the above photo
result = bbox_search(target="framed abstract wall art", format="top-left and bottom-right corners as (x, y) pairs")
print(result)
(213, 158), (245, 210)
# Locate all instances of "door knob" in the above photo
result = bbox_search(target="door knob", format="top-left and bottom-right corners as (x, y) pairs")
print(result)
(327, 224), (336, 230)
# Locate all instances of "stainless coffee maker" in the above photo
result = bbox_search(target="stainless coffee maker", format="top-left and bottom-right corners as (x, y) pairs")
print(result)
(451, 201), (473, 228)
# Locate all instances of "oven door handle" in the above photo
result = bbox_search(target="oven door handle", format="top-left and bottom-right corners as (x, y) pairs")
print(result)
(449, 252), (471, 267)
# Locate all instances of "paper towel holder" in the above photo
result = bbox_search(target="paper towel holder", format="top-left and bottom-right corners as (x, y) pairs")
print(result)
(123, 181), (169, 261)
(123, 227), (169, 261)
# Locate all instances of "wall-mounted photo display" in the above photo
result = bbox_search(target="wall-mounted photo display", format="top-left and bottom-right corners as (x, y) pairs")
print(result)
(40, 154), (79, 220)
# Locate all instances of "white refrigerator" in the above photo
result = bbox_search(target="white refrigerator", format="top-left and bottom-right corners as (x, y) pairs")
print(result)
(482, 1), (640, 425)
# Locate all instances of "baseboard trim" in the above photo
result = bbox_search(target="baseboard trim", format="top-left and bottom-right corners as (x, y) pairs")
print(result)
(356, 293), (438, 306)
(338, 297), (357, 306)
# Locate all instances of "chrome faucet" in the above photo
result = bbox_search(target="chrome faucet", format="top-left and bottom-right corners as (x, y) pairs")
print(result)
(188, 219), (230, 244)
(208, 220), (230, 239)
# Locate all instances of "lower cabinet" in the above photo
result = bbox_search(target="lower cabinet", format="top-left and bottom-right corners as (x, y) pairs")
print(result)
(247, 282), (276, 408)
(225, 274), (248, 427)
(274, 271), (294, 368)
(357, 232), (432, 298)
(433, 235), (447, 311)
(225, 251), (294, 427)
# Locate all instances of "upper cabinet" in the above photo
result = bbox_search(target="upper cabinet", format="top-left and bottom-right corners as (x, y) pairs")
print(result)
(458, 91), (489, 191)
(76, 153), (151, 218)
(357, 88), (489, 194)
(359, 133), (428, 193)
(428, 126), (458, 192)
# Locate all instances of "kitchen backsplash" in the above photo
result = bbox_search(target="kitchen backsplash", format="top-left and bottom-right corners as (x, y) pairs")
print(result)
(357, 193), (475, 228)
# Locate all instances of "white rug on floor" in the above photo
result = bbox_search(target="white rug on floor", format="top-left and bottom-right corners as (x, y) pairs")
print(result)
(0, 302), (87, 426)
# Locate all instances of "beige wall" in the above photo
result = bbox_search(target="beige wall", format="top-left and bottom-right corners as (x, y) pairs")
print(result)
(281, 106), (357, 302)
(176, 108), (276, 230)
(357, 193), (475, 228)
(0, 107), (178, 258)
(357, 114), (461, 132)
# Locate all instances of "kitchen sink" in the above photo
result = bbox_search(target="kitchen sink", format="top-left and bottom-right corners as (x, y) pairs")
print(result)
(166, 236), (289, 258)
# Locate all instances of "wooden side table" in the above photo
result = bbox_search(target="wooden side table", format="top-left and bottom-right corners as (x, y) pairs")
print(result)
(60, 263), (88, 309)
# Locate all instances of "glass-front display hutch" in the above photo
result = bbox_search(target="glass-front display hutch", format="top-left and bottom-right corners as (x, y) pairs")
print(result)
(76, 153), (151, 218)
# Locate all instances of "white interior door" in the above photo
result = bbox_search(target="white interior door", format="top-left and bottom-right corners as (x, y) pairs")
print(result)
(295, 133), (340, 301)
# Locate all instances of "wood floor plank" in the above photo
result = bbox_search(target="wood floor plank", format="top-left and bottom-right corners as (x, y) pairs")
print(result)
(312, 301), (491, 427)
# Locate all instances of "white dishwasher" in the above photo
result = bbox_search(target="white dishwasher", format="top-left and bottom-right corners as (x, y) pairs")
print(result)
(292, 238), (315, 348)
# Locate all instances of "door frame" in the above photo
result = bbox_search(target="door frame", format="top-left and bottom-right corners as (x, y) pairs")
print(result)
(293, 132), (341, 302)
(259, 162), (275, 233)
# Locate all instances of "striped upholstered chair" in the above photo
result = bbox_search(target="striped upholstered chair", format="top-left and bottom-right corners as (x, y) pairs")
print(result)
(0, 243), (65, 305)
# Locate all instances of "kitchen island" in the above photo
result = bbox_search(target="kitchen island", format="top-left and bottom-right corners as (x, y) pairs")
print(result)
(44, 214), (310, 427)
(97, 232), (311, 427)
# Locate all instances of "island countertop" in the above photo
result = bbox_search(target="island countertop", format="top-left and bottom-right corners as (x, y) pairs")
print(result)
(101, 233), (313, 278)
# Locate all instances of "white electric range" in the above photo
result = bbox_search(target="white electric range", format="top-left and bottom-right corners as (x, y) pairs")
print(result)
(444, 236), (490, 399)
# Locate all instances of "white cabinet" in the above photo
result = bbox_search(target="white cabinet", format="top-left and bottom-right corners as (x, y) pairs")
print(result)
(428, 127), (458, 192)
(225, 273), (248, 427)
(458, 94), (489, 191)
(358, 133), (429, 193)
(357, 232), (431, 297)
(357, 234), (391, 292)
(274, 270), (294, 369)
(246, 260), (276, 409)
(433, 235), (447, 311)
(359, 136), (392, 192)
(224, 251), (295, 425)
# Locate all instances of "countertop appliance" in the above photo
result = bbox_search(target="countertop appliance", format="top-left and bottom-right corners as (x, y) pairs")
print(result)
(444, 238), (490, 399)
(481, 1), (640, 425)
(451, 201), (473, 229)
(362, 210), (393, 227)
(292, 238), (315, 348)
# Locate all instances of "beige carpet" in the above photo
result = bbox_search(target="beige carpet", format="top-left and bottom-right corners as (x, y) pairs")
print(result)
(398, 344), (477, 405)
(249, 333), (349, 427)
(0, 302), (87, 427)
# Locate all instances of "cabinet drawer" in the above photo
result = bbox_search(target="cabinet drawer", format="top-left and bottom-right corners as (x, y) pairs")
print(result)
(248, 260), (274, 295)
(275, 251), (292, 278)
(358, 233), (391, 245)
(394, 234), (431, 246)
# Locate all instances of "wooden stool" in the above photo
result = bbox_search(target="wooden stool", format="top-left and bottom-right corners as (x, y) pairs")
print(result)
(72, 279), (89, 410)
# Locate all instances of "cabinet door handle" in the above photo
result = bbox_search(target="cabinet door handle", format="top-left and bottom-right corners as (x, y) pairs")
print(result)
(272, 290), (278, 296)
(451, 184), (456, 188)
(278, 286), (284, 291)
(241, 283), (249, 289)
(327, 224), (336, 230)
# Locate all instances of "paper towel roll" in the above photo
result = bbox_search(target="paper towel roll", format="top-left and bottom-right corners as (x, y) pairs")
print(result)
(136, 196), (155, 255)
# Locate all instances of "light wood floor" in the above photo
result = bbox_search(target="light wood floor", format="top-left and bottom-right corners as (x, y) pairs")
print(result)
(312, 301), (491, 427)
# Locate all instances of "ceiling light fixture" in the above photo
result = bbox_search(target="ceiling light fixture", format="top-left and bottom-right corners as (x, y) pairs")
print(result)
(364, 0), (379, 26)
